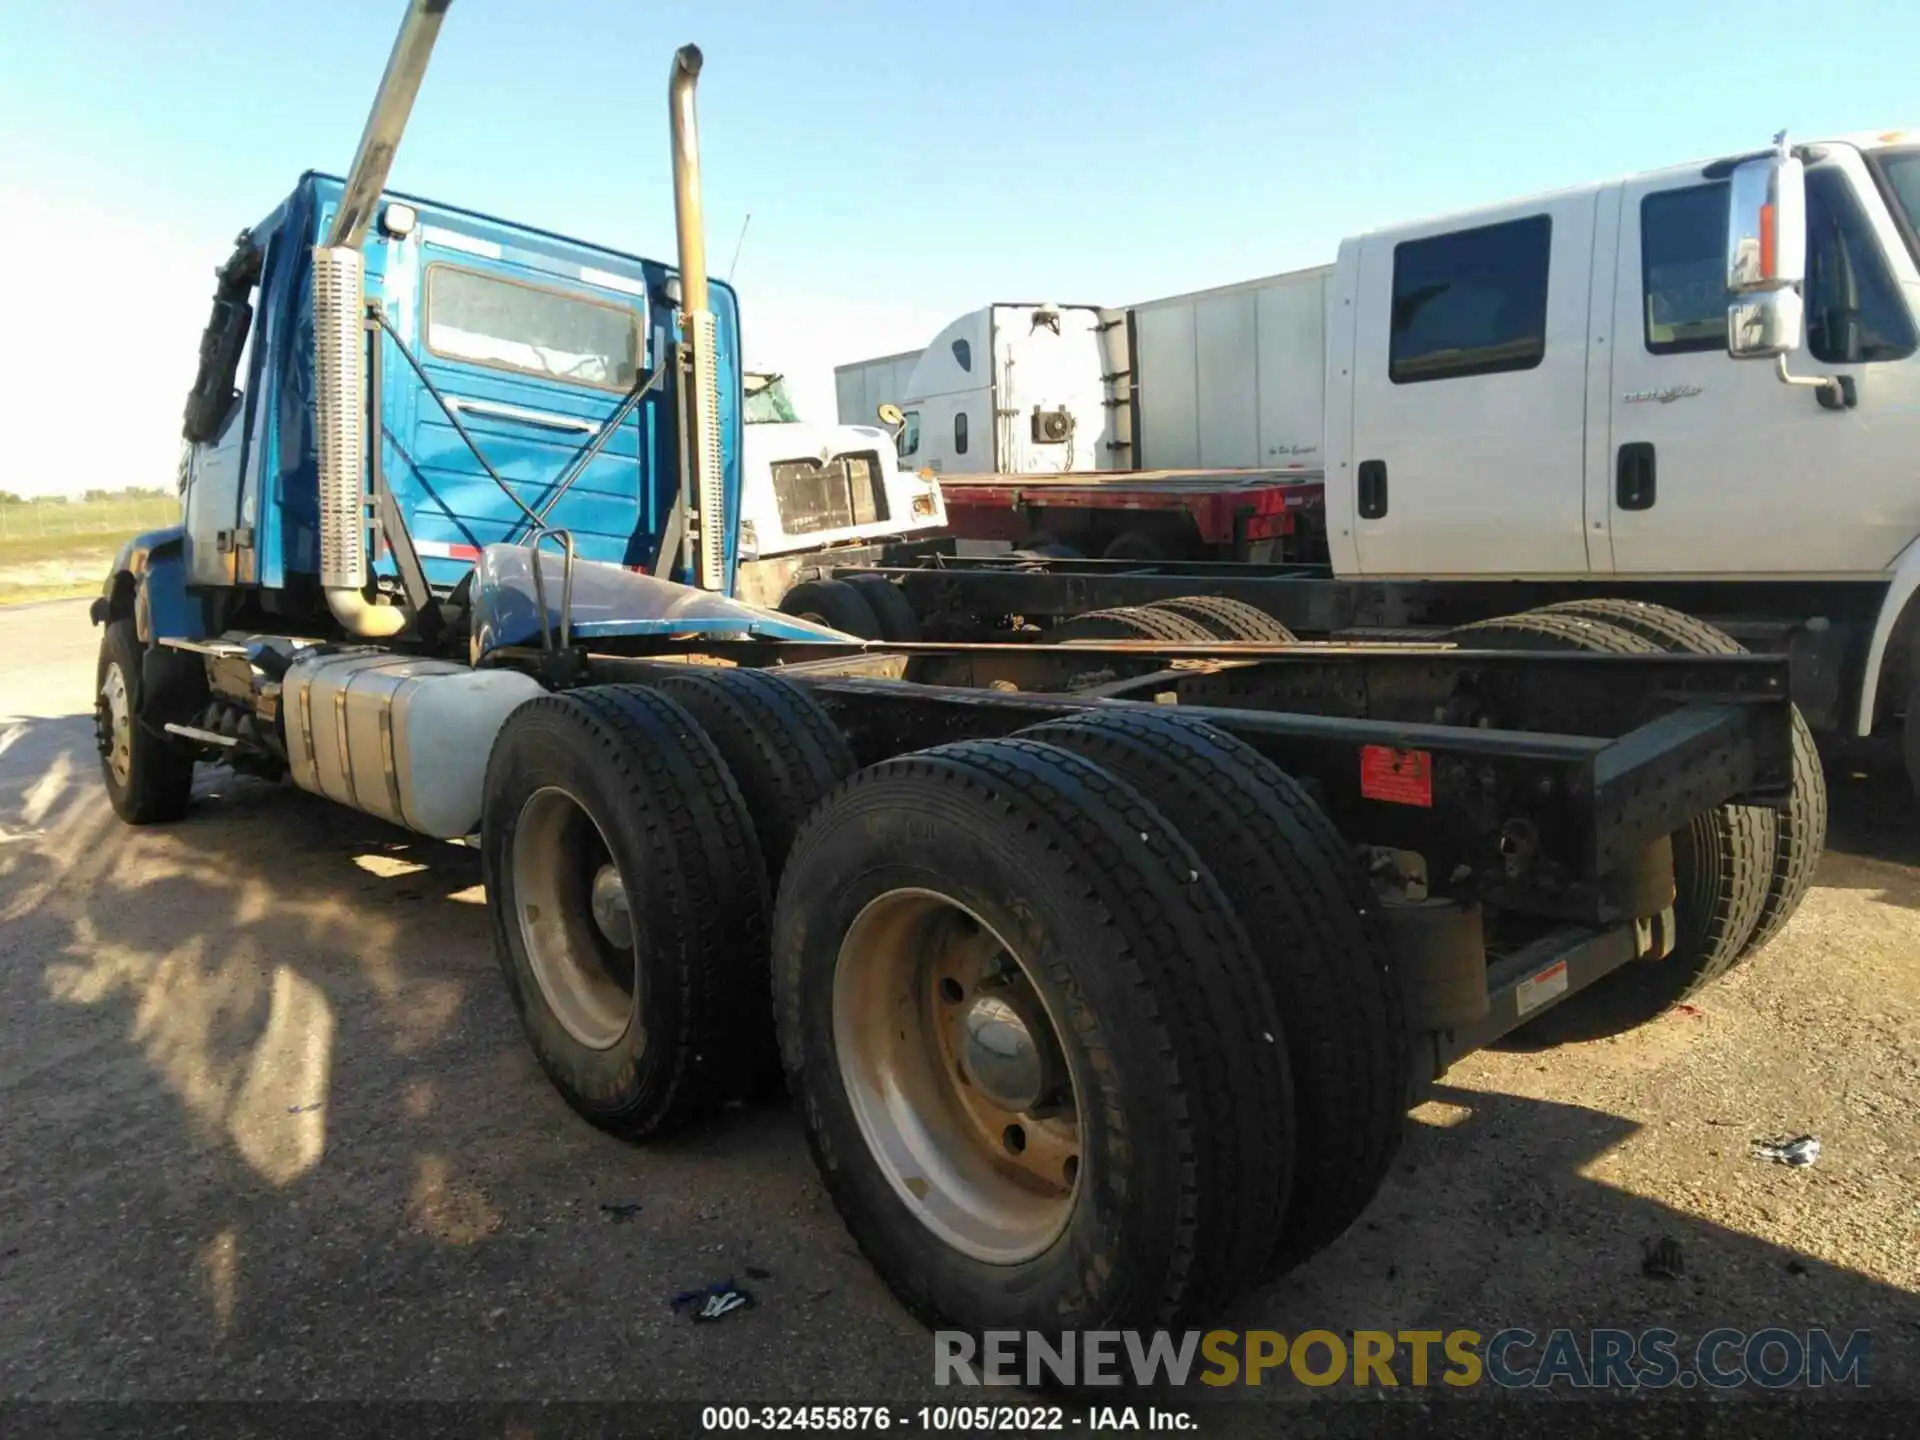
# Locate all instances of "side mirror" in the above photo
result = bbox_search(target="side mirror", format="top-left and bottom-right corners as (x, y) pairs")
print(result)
(877, 402), (905, 428)
(1728, 289), (1806, 361)
(1726, 139), (1807, 360)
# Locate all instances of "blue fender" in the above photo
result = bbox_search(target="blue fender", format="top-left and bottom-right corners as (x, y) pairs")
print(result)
(90, 526), (212, 645)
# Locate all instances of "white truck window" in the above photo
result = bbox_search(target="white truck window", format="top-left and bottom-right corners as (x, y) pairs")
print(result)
(1640, 170), (1915, 365)
(1803, 168), (1916, 365)
(954, 411), (968, 456)
(426, 264), (642, 392)
(1878, 151), (1920, 241)
(1388, 215), (1551, 384)
(901, 410), (921, 457)
(1642, 184), (1729, 354)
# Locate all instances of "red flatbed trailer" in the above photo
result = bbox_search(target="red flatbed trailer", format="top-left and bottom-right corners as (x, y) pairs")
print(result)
(931, 466), (1328, 563)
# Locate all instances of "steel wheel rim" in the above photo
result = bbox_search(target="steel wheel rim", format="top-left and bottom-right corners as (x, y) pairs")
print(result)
(512, 786), (638, 1051)
(99, 663), (133, 788)
(833, 888), (1082, 1264)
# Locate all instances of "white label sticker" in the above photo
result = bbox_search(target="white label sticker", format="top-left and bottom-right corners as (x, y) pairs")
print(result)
(1515, 960), (1569, 1016)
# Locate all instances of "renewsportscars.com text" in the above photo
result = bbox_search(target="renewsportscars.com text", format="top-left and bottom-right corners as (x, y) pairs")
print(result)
(934, 1327), (1872, 1390)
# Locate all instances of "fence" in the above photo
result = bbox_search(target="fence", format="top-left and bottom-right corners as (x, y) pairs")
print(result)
(0, 497), (179, 543)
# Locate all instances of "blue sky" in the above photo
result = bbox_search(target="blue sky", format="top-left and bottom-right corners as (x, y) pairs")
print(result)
(2, 0), (1915, 493)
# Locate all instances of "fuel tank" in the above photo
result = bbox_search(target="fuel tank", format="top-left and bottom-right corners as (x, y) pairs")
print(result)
(283, 650), (544, 837)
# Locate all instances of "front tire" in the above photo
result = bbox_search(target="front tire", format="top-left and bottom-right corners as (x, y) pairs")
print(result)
(95, 618), (195, 824)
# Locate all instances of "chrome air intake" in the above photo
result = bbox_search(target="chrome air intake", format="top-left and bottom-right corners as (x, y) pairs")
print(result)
(314, 0), (450, 638)
(690, 311), (725, 589)
(313, 244), (368, 592)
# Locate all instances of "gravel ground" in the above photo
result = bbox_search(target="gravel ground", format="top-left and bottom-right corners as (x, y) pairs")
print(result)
(1, 598), (1915, 1427)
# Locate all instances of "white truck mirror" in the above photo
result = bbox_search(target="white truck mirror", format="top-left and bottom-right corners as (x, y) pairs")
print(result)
(1726, 138), (1807, 360)
(877, 402), (905, 428)
(1724, 135), (1856, 409)
(1728, 288), (1806, 361)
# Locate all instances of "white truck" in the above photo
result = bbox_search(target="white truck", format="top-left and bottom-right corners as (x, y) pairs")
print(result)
(732, 369), (947, 609)
(837, 132), (1920, 797)
(836, 275), (1333, 479)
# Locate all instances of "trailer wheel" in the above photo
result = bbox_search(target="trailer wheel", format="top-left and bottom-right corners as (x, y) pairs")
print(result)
(1146, 595), (1297, 643)
(1532, 599), (1825, 956)
(1015, 708), (1406, 1271)
(482, 685), (770, 1138)
(95, 618), (195, 824)
(1052, 606), (1214, 643)
(843, 572), (923, 642)
(1451, 612), (1775, 1030)
(779, 578), (882, 638)
(773, 738), (1293, 1331)
(647, 669), (856, 885)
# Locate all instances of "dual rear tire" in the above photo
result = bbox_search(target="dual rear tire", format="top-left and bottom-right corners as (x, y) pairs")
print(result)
(484, 671), (1404, 1333)
(1450, 602), (1827, 1030)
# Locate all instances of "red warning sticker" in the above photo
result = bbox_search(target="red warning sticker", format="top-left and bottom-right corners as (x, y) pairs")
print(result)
(1359, 745), (1433, 807)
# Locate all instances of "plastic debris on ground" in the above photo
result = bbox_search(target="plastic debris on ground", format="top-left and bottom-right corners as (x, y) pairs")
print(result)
(1751, 1135), (1821, 1168)
(673, 1278), (756, 1323)
(1641, 1236), (1685, 1280)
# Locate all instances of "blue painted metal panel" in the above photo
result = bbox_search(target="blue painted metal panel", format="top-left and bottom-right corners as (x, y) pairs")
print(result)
(99, 527), (212, 643)
(205, 170), (745, 603)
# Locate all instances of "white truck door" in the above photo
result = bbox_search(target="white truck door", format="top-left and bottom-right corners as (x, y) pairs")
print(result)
(1348, 193), (1598, 576)
(992, 305), (1108, 474)
(1607, 152), (1920, 575)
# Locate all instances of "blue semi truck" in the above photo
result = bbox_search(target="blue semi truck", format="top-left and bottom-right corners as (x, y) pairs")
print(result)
(90, 0), (1818, 1343)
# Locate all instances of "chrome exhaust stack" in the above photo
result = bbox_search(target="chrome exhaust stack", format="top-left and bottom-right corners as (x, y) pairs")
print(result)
(315, 0), (452, 638)
(669, 44), (727, 591)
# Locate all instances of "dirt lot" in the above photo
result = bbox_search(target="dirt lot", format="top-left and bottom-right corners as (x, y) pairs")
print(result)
(1, 598), (1915, 1421)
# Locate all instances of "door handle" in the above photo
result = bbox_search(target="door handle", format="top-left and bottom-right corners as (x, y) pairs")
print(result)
(1616, 442), (1655, 511)
(445, 396), (601, 435)
(1357, 459), (1388, 519)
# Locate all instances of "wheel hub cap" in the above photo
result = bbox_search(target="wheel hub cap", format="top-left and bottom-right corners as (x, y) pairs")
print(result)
(956, 992), (1047, 1112)
(97, 664), (132, 788)
(590, 863), (632, 949)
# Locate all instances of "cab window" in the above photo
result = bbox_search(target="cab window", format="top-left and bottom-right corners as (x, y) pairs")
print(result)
(1640, 169), (1917, 363)
(1388, 215), (1551, 383)
(899, 409), (921, 458)
(425, 264), (642, 391)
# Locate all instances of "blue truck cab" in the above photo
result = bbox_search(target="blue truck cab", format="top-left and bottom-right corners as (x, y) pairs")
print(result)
(104, 172), (745, 645)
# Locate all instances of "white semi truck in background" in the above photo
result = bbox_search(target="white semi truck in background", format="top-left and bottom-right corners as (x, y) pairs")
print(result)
(834, 131), (1920, 800)
(733, 370), (947, 608)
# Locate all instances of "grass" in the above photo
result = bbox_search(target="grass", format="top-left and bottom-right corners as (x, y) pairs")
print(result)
(0, 496), (177, 608)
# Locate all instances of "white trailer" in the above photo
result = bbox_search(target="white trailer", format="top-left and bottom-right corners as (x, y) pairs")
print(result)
(834, 349), (921, 436)
(1124, 266), (1331, 472)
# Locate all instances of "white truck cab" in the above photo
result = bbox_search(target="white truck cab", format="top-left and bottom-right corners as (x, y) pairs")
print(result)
(1328, 132), (1920, 584)
(1323, 132), (1920, 747)
(734, 370), (948, 608)
(886, 304), (1115, 476)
